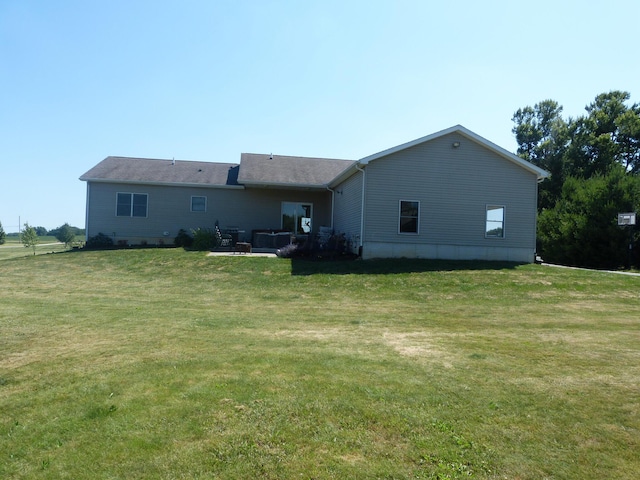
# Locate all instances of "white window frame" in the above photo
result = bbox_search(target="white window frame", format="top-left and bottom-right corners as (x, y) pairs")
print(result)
(398, 200), (420, 234)
(191, 195), (207, 213)
(485, 204), (505, 238)
(116, 192), (148, 218)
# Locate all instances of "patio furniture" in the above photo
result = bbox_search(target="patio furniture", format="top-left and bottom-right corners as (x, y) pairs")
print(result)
(235, 242), (252, 254)
(215, 225), (234, 250)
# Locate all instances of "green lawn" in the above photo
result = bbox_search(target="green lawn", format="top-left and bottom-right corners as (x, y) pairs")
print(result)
(1, 249), (639, 479)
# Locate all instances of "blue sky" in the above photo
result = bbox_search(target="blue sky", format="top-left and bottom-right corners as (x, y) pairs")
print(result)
(1, 0), (638, 231)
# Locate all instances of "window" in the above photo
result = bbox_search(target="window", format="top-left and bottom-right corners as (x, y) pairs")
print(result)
(191, 196), (207, 212)
(116, 193), (148, 218)
(485, 205), (505, 238)
(281, 202), (312, 234)
(399, 200), (419, 234)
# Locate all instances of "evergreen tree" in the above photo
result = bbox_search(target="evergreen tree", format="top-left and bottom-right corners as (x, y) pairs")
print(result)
(513, 91), (640, 268)
(537, 167), (640, 269)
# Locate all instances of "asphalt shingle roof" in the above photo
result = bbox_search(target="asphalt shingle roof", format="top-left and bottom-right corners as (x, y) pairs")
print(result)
(237, 153), (356, 188)
(79, 156), (240, 186)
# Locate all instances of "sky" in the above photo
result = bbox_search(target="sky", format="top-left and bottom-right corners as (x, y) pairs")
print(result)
(1, 0), (638, 232)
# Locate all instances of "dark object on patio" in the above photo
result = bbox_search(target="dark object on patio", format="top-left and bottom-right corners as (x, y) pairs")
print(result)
(235, 242), (252, 254)
(252, 230), (293, 249)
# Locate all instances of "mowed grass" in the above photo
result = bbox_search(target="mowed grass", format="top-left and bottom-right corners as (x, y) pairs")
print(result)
(0, 236), (84, 261)
(1, 250), (639, 479)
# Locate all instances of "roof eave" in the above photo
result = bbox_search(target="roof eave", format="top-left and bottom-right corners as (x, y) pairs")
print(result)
(328, 162), (362, 187)
(80, 178), (245, 189)
(241, 180), (329, 190)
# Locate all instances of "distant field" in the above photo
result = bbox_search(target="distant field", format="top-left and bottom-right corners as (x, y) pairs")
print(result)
(0, 235), (84, 260)
(1, 250), (639, 479)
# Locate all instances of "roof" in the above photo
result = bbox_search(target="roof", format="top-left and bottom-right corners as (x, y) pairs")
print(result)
(79, 156), (241, 187)
(237, 153), (356, 189)
(358, 125), (550, 181)
(79, 126), (548, 190)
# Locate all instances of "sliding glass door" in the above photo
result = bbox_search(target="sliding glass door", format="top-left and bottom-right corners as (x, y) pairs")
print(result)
(282, 202), (312, 234)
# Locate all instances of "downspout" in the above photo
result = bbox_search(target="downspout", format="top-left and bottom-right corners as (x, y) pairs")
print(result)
(355, 164), (366, 252)
(85, 182), (91, 242)
(534, 175), (543, 262)
(326, 186), (335, 230)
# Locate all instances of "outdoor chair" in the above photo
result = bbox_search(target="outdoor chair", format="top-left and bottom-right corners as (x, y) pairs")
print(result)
(214, 225), (234, 250)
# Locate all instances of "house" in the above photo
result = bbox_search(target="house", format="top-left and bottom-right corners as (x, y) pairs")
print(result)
(80, 125), (548, 262)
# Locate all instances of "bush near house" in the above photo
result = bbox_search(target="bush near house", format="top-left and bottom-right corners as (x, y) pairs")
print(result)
(85, 232), (114, 249)
(191, 228), (218, 251)
(276, 232), (353, 260)
(174, 229), (193, 248)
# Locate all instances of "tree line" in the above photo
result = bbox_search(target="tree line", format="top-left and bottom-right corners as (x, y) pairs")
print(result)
(512, 90), (640, 269)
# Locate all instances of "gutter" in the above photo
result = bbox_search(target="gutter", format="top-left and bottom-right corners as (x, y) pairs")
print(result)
(238, 180), (328, 190)
(79, 178), (245, 190)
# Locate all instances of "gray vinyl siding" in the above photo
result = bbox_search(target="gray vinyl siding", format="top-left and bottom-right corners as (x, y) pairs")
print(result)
(361, 132), (538, 261)
(332, 170), (363, 248)
(86, 182), (332, 244)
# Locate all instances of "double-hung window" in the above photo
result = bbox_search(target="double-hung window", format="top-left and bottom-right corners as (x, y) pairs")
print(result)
(191, 196), (207, 213)
(485, 205), (505, 238)
(399, 200), (419, 234)
(116, 193), (148, 218)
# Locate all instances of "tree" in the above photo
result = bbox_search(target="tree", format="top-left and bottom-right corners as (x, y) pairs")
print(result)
(537, 167), (640, 269)
(0, 221), (5, 245)
(55, 223), (76, 248)
(49, 224), (85, 239)
(565, 91), (640, 178)
(34, 226), (48, 236)
(21, 223), (39, 255)
(512, 100), (570, 210)
(513, 91), (640, 269)
(513, 91), (640, 210)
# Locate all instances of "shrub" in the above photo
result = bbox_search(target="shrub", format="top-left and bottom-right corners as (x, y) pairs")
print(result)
(86, 233), (114, 249)
(174, 229), (193, 248)
(191, 228), (219, 251)
(276, 232), (354, 260)
(276, 243), (299, 258)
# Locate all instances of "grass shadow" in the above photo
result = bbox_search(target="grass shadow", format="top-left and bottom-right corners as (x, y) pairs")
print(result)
(290, 257), (524, 275)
